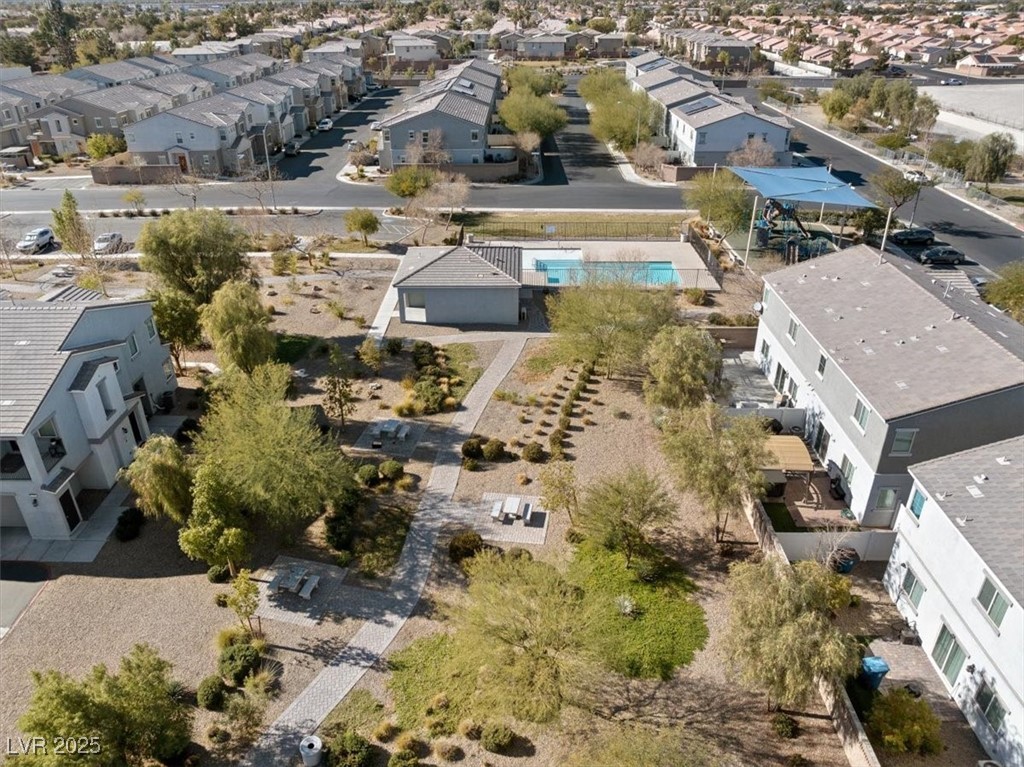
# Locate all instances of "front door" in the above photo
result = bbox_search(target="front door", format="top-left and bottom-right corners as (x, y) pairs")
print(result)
(127, 411), (143, 445)
(814, 423), (831, 462)
(59, 489), (81, 532)
(134, 377), (152, 417)
(176, 155), (188, 172)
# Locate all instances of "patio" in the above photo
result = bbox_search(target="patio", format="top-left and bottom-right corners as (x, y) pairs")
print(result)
(783, 474), (857, 529)
(444, 493), (550, 545)
(351, 418), (426, 458)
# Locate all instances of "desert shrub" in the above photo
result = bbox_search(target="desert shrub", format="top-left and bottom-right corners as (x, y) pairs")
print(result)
(356, 464), (380, 487)
(874, 132), (909, 149)
(413, 379), (445, 414)
(115, 507), (144, 541)
(425, 716), (447, 738)
(207, 565), (230, 583)
(394, 732), (423, 753)
(521, 442), (545, 463)
(427, 693), (450, 713)
(461, 438), (483, 459)
(379, 460), (404, 481)
(481, 438), (506, 461)
(683, 287), (708, 305)
(325, 506), (358, 551)
(214, 592), (230, 607)
(385, 337), (404, 355)
(328, 730), (372, 767)
(480, 722), (514, 753)
(393, 399), (419, 417)
(613, 409), (631, 419)
(244, 668), (278, 698)
(387, 751), (418, 767)
(197, 675), (226, 710)
(458, 719), (481, 739)
(558, 414), (571, 431)
(506, 547), (533, 561)
(772, 713), (799, 739)
(565, 527), (586, 544)
(867, 688), (942, 755)
(411, 341), (435, 368)
(271, 250), (294, 276)
(516, 472), (531, 485)
(548, 429), (565, 450)
(335, 550), (354, 567)
(206, 725), (231, 743)
(433, 741), (462, 761)
(462, 457), (479, 471)
(400, 374), (417, 390)
(396, 475), (416, 492)
(706, 312), (729, 326)
(518, 413), (529, 424)
(731, 312), (759, 327)
(560, 399), (574, 417)
(372, 720), (398, 742)
(218, 643), (261, 686)
(216, 626), (249, 650)
(449, 531), (484, 564)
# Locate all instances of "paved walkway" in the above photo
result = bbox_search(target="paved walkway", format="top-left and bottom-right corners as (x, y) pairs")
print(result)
(243, 335), (528, 765)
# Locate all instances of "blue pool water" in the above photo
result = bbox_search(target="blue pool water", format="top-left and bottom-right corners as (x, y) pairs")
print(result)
(532, 259), (681, 286)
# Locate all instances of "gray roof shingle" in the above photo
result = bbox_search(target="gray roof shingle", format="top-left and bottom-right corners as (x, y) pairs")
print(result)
(911, 436), (1024, 603)
(394, 246), (521, 288)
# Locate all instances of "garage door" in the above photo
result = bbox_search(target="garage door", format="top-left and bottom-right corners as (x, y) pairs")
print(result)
(0, 494), (26, 528)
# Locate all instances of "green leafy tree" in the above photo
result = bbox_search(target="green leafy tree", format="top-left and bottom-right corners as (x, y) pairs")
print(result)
(538, 459), (579, 524)
(118, 435), (192, 525)
(344, 207), (380, 245)
(122, 188), (146, 214)
(867, 688), (943, 755)
(643, 326), (720, 411)
(685, 170), (749, 240)
(831, 40), (852, 70)
(385, 165), (436, 199)
(201, 281), (275, 375)
(965, 132), (1016, 190)
(149, 288), (201, 373)
(725, 559), (860, 709)
(39, 0), (77, 70)
(455, 550), (591, 722)
(985, 261), (1024, 323)
(178, 460), (250, 574)
(507, 66), (561, 96)
(497, 90), (567, 138)
(289, 43), (304, 62)
(662, 403), (770, 542)
(587, 16), (617, 33)
(0, 33), (39, 68)
(579, 467), (674, 568)
(192, 364), (356, 532)
(51, 189), (92, 258)
(546, 275), (676, 377)
(227, 569), (261, 634)
(137, 209), (252, 305)
(18, 644), (192, 766)
(869, 167), (922, 210)
(577, 67), (627, 104)
(930, 137), (974, 173)
(821, 89), (853, 124)
(781, 41), (802, 64)
(323, 373), (357, 425)
(590, 89), (658, 151)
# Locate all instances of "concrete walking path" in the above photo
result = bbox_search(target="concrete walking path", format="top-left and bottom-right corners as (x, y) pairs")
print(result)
(243, 335), (528, 765)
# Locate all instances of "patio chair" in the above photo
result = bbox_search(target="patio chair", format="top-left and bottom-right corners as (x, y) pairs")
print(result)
(298, 574), (320, 600)
(267, 574), (283, 593)
(396, 424), (410, 442)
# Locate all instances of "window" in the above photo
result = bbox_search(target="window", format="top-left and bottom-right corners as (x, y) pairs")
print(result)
(787, 317), (798, 342)
(470, 130), (479, 142)
(909, 489), (925, 518)
(901, 566), (925, 608)
(840, 455), (855, 484)
(876, 488), (897, 510)
(144, 317), (157, 339)
(2, 109), (10, 120)
(94, 117), (104, 128)
(405, 291), (425, 309)
(762, 132), (768, 141)
(977, 577), (1009, 628)
(931, 624), (966, 685)
(853, 398), (869, 431)
(127, 333), (139, 358)
(218, 128), (227, 141)
(36, 418), (58, 439)
(697, 131), (706, 144)
(890, 429), (917, 456)
(109, 117), (118, 128)
(975, 683), (1007, 731)
(188, 132), (195, 140)
(202, 155), (210, 165)
(175, 132), (184, 144)
(408, 130), (415, 140)
(747, 132), (755, 140)
(382, 129), (390, 142)
(421, 131), (429, 144)
(72, 118), (79, 125)
(97, 380), (115, 418)
(163, 359), (174, 380)
(786, 377), (798, 401)
(817, 354), (827, 378)
(760, 339), (770, 360)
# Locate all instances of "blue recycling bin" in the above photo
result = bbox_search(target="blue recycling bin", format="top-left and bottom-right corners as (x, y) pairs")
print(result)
(859, 656), (890, 691)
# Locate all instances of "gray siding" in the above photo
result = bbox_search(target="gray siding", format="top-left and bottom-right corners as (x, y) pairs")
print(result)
(398, 286), (518, 325)
(381, 112), (487, 170)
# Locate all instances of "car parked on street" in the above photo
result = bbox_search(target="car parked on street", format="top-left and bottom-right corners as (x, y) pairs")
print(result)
(903, 169), (929, 184)
(317, 118), (334, 131)
(919, 245), (965, 265)
(92, 232), (123, 254)
(284, 141), (301, 156)
(891, 227), (935, 246)
(940, 78), (964, 85)
(17, 228), (55, 253)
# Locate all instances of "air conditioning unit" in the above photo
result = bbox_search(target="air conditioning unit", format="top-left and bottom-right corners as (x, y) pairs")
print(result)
(978, 760), (1004, 767)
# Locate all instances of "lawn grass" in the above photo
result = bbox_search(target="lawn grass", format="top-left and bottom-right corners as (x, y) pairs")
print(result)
(763, 501), (800, 533)
(568, 542), (708, 680)
(388, 633), (477, 733)
(320, 689), (385, 739)
(451, 211), (682, 240)
(522, 340), (562, 379)
(275, 332), (317, 364)
(352, 501), (415, 576)
(442, 343), (481, 403)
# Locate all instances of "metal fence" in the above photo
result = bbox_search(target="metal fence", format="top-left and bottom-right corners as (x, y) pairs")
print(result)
(686, 223), (726, 287)
(465, 220), (681, 241)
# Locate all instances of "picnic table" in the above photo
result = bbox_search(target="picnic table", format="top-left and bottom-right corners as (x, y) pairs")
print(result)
(503, 496), (522, 519)
(379, 419), (400, 439)
(275, 565), (308, 594)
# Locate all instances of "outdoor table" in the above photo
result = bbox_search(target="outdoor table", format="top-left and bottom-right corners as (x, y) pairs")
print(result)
(503, 496), (521, 519)
(380, 419), (400, 438)
(278, 566), (308, 593)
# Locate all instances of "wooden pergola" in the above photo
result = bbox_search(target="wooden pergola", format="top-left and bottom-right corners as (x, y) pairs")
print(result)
(763, 435), (815, 496)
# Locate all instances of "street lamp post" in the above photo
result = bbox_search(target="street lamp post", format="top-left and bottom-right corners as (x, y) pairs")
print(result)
(908, 184), (923, 227)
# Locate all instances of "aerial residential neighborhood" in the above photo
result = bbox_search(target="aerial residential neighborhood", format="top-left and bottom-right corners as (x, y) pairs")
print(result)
(0, 0), (1022, 766)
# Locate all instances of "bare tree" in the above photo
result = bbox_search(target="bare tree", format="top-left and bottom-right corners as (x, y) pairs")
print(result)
(512, 130), (541, 175)
(726, 137), (777, 167)
(233, 166), (285, 216)
(167, 172), (210, 210)
(404, 128), (450, 166)
(414, 172), (470, 232)
(0, 232), (18, 279)
(631, 141), (665, 175)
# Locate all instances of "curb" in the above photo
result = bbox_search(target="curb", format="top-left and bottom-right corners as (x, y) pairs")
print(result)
(763, 103), (1024, 232)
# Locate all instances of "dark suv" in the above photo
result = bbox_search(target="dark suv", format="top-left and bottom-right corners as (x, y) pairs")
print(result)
(919, 246), (965, 265)
(891, 227), (935, 246)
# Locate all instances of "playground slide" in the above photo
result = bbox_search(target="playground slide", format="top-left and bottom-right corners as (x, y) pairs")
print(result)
(791, 211), (812, 239)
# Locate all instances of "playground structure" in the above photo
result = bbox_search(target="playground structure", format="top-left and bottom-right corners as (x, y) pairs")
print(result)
(761, 197), (812, 239)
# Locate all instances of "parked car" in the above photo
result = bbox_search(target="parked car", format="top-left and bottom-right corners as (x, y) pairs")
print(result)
(919, 245), (965, 265)
(366, 83), (381, 91)
(92, 232), (123, 254)
(940, 78), (964, 85)
(903, 169), (929, 184)
(369, 121), (381, 131)
(284, 141), (301, 156)
(16, 227), (54, 253)
(891, 227), (935, 246)
(317, 118), (334, 131)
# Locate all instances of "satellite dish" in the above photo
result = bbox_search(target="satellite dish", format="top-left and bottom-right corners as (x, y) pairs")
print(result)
(752, 301), (764, 315)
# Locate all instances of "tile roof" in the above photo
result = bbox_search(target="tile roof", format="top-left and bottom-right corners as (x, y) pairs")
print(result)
(67, 355), (118, 392)
(765, 245), (1024, 420)
(379, 90), (489, 128)
(394, 246), (521, 288)
(138, 72), (213, 98)
(228, 79), (292, 105)
(910, 436), (1024, 603)
(467, 245), (522, 281)
(2, 74), (98, 100)
(73, 60), (156, 82)
(64, 83), (169, 113)
(165, 93), (250, 127)
(647, 77), (711, 108)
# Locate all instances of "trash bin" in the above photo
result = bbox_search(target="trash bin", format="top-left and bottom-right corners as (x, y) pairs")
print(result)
(830, 546), (860, 573)
(859, 656), (890, 691)
(299, 735), (323, 766)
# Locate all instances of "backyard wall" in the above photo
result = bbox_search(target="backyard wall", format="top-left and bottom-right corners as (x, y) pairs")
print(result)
(92, 158), (181, 185)
(703, 326), (757, 350)
(776, 530), (897, 562)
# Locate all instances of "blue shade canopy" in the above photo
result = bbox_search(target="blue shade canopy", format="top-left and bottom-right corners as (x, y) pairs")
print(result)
(730, 166), (876, 208)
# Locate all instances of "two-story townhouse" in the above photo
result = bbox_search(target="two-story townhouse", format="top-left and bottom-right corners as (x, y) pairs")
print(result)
(638, 76), (714, 142)
(126, 54), (185, 77)
(754, 245), (1024, 527)
(188, 57), (262, 92)
(626, 51), (679, 81)
(884, 437), (1023, 767)
(594, 33), (627, 57)
(669, 94), (790, 165)
(137, 72), (215, 108)
(388, 33), (440, 63)
(171, 42), (245, 63)
(0, 75), (99, 148)
(305, 39), (364, 63)
(64, 60), (159, 89)
(378, 92), (490, 170)
(420, 31), (456, 58)
(297, 56), (358, 113)
(125, 93), (255, 175)
(266, 68), (327, 130)
(0, 298), (176, 540)
(30, 84), (174, 149)
(516, 34), (567, 59)
(227, 79), (296, 156)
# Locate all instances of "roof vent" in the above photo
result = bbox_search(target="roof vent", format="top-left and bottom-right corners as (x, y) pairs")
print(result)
(895, 339), (905, 346)
(895, 381), (908, 389)
(973, 474), (988, 484)
(956, 516), (973, 526)
(863, 347), (875, 355)
(996, 456), (1011, 466)
(925, 324), (936, 330)
(825, 307), (834, 314)
(966, 485), (984, 499)
(937, 491), (948, 500)
(856, 338), (864, 344)
(0, 399), (15, 406)
(14, 340), (30, 346)
(855, 306), (864, 311)
(880, 329), (889, 335)
(831, 276), (840, 282)
(909, 335), (919, 341)
(936, 345), (948, 353)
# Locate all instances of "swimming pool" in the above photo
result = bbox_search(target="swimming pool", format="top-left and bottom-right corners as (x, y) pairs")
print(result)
(532, 259), (681, 286)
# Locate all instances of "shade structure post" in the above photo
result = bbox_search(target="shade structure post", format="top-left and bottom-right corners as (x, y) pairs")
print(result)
(879, 206), (893, 257)
(819, 201), (825, 223)
(743, 195), (760, 267)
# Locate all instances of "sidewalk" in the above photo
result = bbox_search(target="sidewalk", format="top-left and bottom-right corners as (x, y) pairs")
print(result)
(243, 334), (531, 766)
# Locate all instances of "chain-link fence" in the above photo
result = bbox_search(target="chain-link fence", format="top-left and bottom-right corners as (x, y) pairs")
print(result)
(465, 220), (681, 241)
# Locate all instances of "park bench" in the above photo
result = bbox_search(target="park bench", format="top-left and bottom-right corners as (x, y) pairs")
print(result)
(298, 574), (320, 600)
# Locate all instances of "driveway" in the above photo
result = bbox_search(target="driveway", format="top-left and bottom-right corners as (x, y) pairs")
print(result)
(0, 561), (49, 640)
(543, 80), (627, 186)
